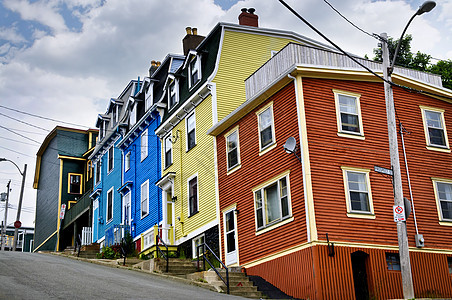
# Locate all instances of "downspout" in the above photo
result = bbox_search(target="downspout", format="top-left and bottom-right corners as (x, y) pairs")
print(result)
(288, 73), (311, 243)
(179, 129), (184, 236)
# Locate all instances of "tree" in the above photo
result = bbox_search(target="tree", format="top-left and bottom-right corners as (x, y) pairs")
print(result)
(373, 34), (451, 90)
(429, 60), (452, 90)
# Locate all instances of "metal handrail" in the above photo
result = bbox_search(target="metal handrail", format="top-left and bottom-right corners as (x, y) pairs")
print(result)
(75, 234), (82, 257)
(197, 243), (229, 294)
(156, 234), (169, 273)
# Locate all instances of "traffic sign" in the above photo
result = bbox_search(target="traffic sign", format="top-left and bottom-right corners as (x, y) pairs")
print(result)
(14, 221), (21, 228)
(59, 204), (66, 220)
(393, 205), (406, 222)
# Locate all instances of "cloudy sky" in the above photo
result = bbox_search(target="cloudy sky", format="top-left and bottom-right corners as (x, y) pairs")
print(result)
(0, 0), (451, 229)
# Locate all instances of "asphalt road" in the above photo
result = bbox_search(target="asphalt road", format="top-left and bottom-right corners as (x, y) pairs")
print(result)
(0, 252), (245, 300)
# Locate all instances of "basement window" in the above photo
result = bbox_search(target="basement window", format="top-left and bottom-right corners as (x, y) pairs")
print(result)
(386, 253), (400, 271)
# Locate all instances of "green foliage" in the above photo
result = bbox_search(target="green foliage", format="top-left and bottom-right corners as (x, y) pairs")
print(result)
(373, 34), (451, 90)
(97, 245), (121, 259)
(120, 232), (136, 258)
(429, 59), (452, 90)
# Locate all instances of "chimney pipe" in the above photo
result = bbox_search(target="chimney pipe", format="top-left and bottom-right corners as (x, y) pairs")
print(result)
(182, 27), (205, 56)
(238, 8), (258, 27)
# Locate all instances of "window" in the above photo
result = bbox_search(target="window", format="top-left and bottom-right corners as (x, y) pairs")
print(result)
(141, 180), (149, 218)
(107, 146), (114, 173)
(95, 162), (100, 184)
(130, 103), (137, 126)
(125, 152), (131, 172)
(145, 83), (153, 111)
(386, 253), (401, 271)
(254, 174), (291, 230)
(68, 174), (82, 194)
(141, 129), (148, 161)
(432, 179), (452, 222)
(186, 112), (196, 151)
(448, 257), (452, 275)
(192, 234), (205, 258)
(107, 187), (113, 222)
(342, 167), (375, 218)
(334, 90), (364, 138)
(168, 80), (178, 109)
(99, 122), (104, 140)
(420, 106), (449, 150)
(112, 106), (117, 126)
(188, 175), (198, 216)
(189, 56), (201, 88)
(226, 129), (240, 171)
(257, 104), (275, 151)
(164, 134), (172, 169)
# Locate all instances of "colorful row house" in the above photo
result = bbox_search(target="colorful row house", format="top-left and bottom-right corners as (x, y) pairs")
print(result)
(208, 43), (452, 299)
(33, 126), (97, 252)
(90, 80), (141, 246)
(153, 10), (334, 259)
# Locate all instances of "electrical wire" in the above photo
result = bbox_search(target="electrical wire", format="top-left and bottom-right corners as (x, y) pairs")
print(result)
(0, 112), (48, 131)
(0, 104), (91, 129)
(322, 0), (378, 40)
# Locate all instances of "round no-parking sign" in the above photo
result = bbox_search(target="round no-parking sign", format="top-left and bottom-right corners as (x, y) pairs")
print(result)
(393, 205), (406, 222)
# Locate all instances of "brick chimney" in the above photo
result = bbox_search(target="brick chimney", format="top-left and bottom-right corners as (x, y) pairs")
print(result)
(149, 60), (161, 77)
(182, 27), (205, 56)
(238, 8), (258, 27)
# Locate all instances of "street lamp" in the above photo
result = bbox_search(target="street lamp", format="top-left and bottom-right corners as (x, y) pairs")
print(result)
(380, 1), (435, 298)
(0, 158), (27, 251)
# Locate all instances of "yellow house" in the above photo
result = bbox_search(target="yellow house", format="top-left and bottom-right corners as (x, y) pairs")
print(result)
(155, 9), (334, 259)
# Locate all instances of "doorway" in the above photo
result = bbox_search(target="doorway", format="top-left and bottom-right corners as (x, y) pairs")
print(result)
(351, 251), (369, 300)
(224, 208), (238, 265)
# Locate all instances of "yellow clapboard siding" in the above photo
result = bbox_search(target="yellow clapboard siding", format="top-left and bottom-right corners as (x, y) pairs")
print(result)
(162, 96), (216, 242)
(214, 30), (298, 121)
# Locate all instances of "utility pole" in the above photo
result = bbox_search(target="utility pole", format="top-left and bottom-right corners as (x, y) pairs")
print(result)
(12, 164), (27, 251)
(381, 32), (415, 298)
(1, 180), (11, 251)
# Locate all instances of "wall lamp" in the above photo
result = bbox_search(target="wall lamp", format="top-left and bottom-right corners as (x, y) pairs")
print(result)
(283, 137), (302, 163)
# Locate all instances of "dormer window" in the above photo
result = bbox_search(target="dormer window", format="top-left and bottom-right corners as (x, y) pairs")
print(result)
(112, 105), (117, 126)
(130, 102), (137, 126)
(168, 80), (178, 110)
(99, 122), (104, 140)
(189, 56), (201, 88)
(145, 82), (154, 111)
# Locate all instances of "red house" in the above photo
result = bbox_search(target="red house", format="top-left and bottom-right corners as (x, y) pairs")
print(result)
(208, 43), (452, 299)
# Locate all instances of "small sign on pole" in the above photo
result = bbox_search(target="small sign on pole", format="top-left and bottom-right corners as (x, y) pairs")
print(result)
(374, 165), (393, 176)
(393, 205), (406, 222)
(60, 204), (66, 220)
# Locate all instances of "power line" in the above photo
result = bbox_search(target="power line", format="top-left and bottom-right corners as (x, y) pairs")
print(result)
(0, 104), (91, 129)
(0, 112), (48, 132)
(0, 145), (36, 158)
(322, 0), (378, 40)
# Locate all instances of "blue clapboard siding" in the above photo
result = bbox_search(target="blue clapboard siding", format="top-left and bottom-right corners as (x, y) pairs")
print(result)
(123, 111), (162, 241)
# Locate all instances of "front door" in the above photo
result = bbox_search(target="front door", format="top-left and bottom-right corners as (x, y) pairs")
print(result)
(163, 190), (174, 244)
(351, 251), (369, 300)
(224, 209), (238, 265)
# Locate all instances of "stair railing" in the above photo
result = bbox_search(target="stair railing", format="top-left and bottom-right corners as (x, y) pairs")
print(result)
(197, 243), (229, 294)
(75, 234), (82, 257)
(155, 234), (169, 273)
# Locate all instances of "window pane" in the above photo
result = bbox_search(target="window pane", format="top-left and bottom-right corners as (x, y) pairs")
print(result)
(350, 192), (369, 212)
(265, 183), (279, 224)
(428, 128), (446, 146)
(341, 113), (359, 132)
(280, 178), (289, 217)
(348, 172), (367, 191)
(426, 111), (442, 128)
(259, 108), (272, 130)
(188, 130), (196, 150)
(339, 95), (357, 114)
(437, 182), (452, 200)
(386, 253), (401, 271)
(260, 127), (273, 148)
(226, 232), (236, 252)
(225, 211), (234, 232)
(227, 132), (237, 151)
(441, 201), (452, 220)
(228, 150), (238, 169)
(187, 114), (195, 132)
(189, 177), (198, 215)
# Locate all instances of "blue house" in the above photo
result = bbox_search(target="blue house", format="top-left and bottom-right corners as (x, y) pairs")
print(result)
(118, 56), (184, 254)
(90, 80), (141, 247)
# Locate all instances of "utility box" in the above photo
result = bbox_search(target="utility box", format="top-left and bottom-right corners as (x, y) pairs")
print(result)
(415, 234), (425, 248)
(0, 193), (6, 202)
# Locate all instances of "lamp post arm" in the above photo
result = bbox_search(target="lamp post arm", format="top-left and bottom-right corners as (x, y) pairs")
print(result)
(390, 13), (417, 70)
(0, 158), (24, 176)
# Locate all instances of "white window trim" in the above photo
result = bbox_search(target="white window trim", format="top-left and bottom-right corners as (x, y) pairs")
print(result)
(252, 170), (292, 232)
(125, 152), (131, 172)
(187, 173), (199, 217)
(188, 55), (202, 89)
(164, 133), (173, 169)
(186, 111), (196, 152)
(95, 162), (101, 184)
(145, 82), (154, 111)
(168, 79), (179, 111)
(141, 129), (148, 162)
(225, 126), (241, 174)
(420, 105), (450, 152)
(141, 180), (149, 219)
(256, 101), (276, 154)
(341, 166), (375, 219)
(192, 233), (205, 259)
(333, 89), (365, 140)
(222, 206), (240, 265)
(123, 191), (131, 226)
(107, 146), (114, 174)
(130, 102), (137, 126)
(106, 187), (114, 223)
(431, 177), (452, 225)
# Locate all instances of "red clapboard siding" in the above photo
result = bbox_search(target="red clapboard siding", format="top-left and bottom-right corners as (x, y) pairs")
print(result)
(217, 83), (307, 265)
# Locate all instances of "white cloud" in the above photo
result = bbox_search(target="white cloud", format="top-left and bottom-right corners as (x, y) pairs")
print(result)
(3, 0), (68, 34)
(0, 26), (26, 44)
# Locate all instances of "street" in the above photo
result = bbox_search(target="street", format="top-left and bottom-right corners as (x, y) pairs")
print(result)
(0, 252), (244, 300)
